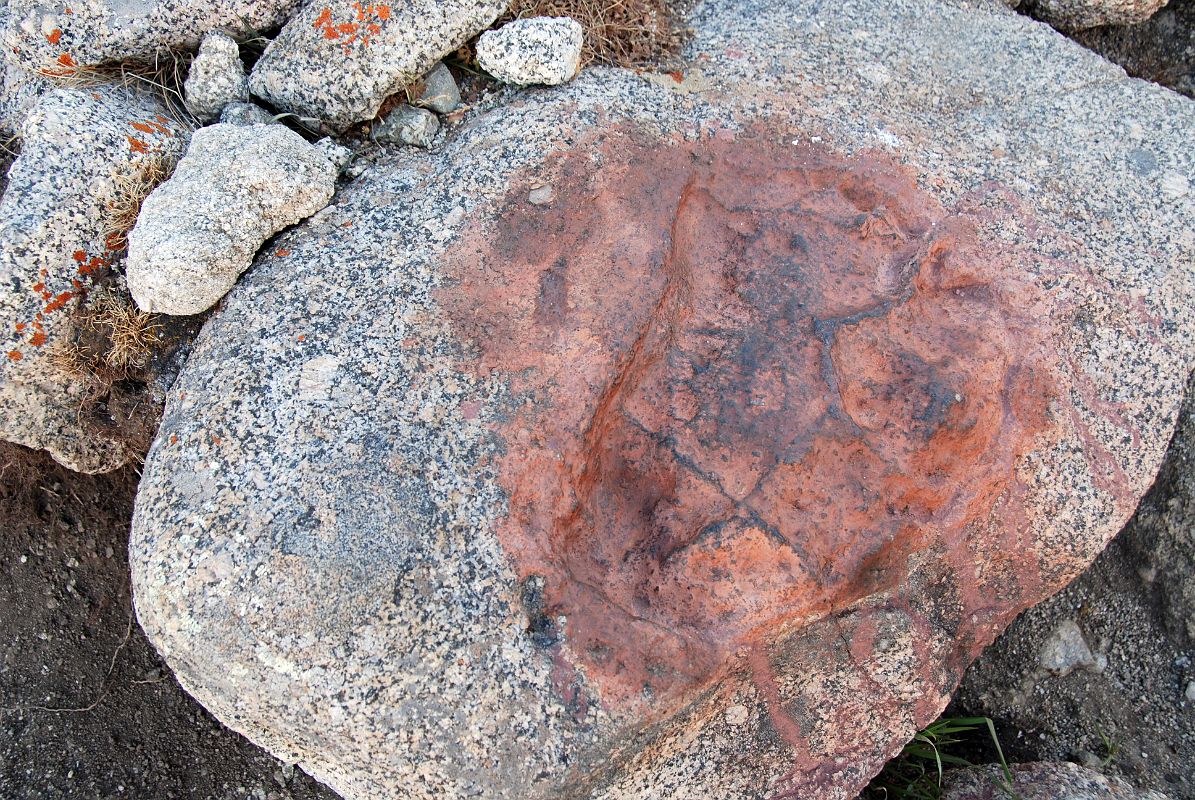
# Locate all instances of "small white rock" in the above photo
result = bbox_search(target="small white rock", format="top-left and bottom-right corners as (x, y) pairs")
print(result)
(375, 105), (439, 148)
(1161, 172), (1190, 202)
(1038, 619), (1102, 677)
(184, 31), (248, 122)
(476, 16), (583, 86)
(528, 185), (554, 205)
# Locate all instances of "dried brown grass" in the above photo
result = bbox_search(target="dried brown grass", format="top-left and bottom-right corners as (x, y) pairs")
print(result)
(502, 0), (677, 67)
(52, 288), (163, 385)
(102, 156), (172, 252)
(39, 50), (197, 129)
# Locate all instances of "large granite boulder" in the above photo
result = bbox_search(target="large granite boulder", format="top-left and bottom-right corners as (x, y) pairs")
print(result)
(0, 86), (188, 472)
(130, 0), (1195, 798)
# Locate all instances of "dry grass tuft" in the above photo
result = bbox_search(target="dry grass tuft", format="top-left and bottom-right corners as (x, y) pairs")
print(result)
(53, 288), (163, 384)
(502, 0), (677, 67)
(102, 156), (172, 252)
(40, 49), (198, 130)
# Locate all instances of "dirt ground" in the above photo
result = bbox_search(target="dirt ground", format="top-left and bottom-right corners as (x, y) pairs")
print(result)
(0, 442), (338, 800)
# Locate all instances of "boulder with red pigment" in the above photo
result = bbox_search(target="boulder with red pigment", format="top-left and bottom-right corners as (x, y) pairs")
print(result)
(129, 0), (1195, 797)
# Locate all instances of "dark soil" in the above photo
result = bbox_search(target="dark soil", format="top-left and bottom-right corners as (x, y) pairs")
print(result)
(1074, 0), (1195, 99)
(0, 441), (338, 800)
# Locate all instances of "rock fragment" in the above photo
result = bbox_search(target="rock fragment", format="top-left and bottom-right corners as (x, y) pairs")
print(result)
(1037, 619), (1107, 676)
(219, 102), (275, 127)
(412, 62), (460, 114)
(125, 124), (336, 315)
(248, 0), (507, 131)
(476, 16), (583, 86)
(374, 104), (439, 148)
(183, 31), (248, 122)
(314, 137), (354, 173)
(0, 87), (187, 471)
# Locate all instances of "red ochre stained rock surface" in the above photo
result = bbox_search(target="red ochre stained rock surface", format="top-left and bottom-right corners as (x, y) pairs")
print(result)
(441, 128), (1060, 721)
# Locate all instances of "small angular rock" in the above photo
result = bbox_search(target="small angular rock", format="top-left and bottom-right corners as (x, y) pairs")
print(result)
(126, 124), (337, 315)
(184, 31), (248, 122)
(248, 0), (507, 131)
(412, 62), (460, 114)
(219, 102), (275, 127)
(314, 137), (354, 173)
(476, 16), (583, 86)
(374, 104), (439, 148)
(1038, 619), (1105, 676)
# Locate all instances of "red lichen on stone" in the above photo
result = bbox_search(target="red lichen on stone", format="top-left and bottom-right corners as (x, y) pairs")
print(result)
(6, 350), (22, 361)
(46, 29), (62, 45)
(441, 129), (1058, 716)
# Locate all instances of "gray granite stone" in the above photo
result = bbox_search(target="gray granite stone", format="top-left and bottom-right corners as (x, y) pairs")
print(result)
(373, 103), (438, 148)
(0, 0), (303, 73)
(477, 16), (583, 86)
(126, 123), (337, 316)
(943, 762), (1169, 799)
(247, 0), (507, 132)
(130, 0), (1195, 798)
(0, 86), (188, 472)
(1023, 0), (1168, 30)
(412, 62), (460, 114)
(219, 101), (275, 127)
(183, 31), (248, 122)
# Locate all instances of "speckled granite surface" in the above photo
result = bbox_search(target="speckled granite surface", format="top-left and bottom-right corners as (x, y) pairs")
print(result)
(130, 0), (1195, 798)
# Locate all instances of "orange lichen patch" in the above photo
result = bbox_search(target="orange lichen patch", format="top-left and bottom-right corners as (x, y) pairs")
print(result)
(127, 136), (149, 154)
(7, 350), (22, 361)
(131, 119), (171, 136)
(57, 52), (75, 67)
(441, 129), (1059, 714)
(44, 291), (76, 313)
(313, 3), (391, 50)
(28, 331), (47, 347)
(46, 29), (62, 45)
(275, 248), (292, 257)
